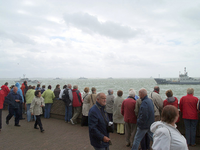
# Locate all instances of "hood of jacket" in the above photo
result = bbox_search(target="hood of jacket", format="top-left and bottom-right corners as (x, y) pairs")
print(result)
(167, 96), (175, 103)
(1, 85), (7, 91)
(150, 121), (177, 133)
(72, 89), (77, 92)
(15, 82), (21, 89)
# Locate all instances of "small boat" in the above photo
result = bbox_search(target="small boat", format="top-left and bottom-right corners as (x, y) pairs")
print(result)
(79, 77), (87, 79)
(154, 67), (200, 85)
(15, 74), (42, 85)
(54, 77), (62, 80)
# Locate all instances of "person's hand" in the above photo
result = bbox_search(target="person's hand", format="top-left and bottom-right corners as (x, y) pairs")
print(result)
(31, 113), (33, 116)
(15, 100), (20, 102)
(103, 136), (110, 143)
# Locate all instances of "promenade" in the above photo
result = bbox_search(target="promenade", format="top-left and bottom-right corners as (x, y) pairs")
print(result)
(0, 110), (199, 150)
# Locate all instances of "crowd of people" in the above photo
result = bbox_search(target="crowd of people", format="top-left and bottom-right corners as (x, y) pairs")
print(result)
(0, 81), (200, 150)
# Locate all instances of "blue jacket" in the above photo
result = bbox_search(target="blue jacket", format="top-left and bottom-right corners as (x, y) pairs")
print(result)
(15, 82), (24, 103)
(137, 95), (154, 129)
(5, 91), (22, 109)
(88, 102), (109, 148)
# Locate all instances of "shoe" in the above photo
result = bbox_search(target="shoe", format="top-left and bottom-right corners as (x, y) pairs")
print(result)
(41, 129), (45, 132)
(6, 120), (9, 125)
(14, 124), (21, 127)
(34, 127), (39, 129)
(70, 119), (74, 125)
(126, 143), (130, 147)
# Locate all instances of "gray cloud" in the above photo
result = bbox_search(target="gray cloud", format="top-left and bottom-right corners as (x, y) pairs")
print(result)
(63, 12), (143, 40)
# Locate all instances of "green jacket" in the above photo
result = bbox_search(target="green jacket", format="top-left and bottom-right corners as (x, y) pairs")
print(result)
(42, 89), (55, 103)
(25, 89), (35, 104)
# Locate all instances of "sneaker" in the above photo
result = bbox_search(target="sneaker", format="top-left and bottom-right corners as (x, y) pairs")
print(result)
(14, 124), (21, 127)
(70, 119), (74, 125)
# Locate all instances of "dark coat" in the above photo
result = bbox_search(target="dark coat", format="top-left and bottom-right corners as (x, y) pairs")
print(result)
(137, 95), (154, 129)
(88, 102), (109, 148)
(5, 91), (22, 109)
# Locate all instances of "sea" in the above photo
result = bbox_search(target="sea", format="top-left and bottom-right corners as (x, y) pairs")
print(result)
(0, 78), (200, 101)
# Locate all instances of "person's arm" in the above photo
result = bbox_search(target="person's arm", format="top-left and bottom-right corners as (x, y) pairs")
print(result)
(179, 97), (183, 112)
(134, 100), (139, 116)
(52, 92), (55, 100)
(152, 127), (171, 150)
(137, 104), (148, 127)
(121, 101), (124, 116)
(68, 90), (73, 101)
(41, 97), (45, 107)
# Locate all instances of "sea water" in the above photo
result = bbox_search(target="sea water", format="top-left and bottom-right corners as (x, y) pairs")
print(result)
(0, 78), (200, 101)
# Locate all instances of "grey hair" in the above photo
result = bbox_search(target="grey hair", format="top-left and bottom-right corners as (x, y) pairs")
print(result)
(91, 87), (96, 94)
(129, 89), (136, 97)
(108, 89), (113, 95)
(67, 84), (72, 88)
(96, 93), (105, 100)
(187, 88), (194, 94)
(73, 85), (78, 89)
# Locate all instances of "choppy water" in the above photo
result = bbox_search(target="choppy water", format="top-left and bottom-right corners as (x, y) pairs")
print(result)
(1, 78), (200, 101)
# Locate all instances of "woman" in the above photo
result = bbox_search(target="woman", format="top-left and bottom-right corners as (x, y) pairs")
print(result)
(41, 85), (46, 94)
(54, 84), (61, 100)
(30, 90), (45, 132)
(179, 88), (198, 147)
(0, 89), (5, 131)
(42, 85), (55, 118)
(151, 105), (188, 150)
(25, 86), (36, 122)
(81, 87), (90, 126)
(113, 90), (124, 134)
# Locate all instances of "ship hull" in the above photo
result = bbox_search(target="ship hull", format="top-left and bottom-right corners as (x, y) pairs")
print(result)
(154, 78), (200, 85)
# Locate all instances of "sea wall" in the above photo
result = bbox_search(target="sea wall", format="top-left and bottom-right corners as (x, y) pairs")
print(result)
(50, 100), (200, 144)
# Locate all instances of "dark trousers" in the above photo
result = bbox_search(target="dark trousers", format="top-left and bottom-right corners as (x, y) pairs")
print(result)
(107, 113), (113, 122)
(0, 109), (2, 129)
(6, 107), (20, 125)
(141, 133), (150, 150)
(81, 115), (88, 126)
(184, 119), (198, 145)
(34, 115), (43, 130)
(19, 103), (23, 119)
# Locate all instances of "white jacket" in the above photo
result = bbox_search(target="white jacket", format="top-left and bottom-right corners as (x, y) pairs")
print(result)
(150, 121), (188, 150)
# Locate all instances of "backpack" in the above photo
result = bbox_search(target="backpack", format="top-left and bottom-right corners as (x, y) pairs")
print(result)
(62, 89), (71, 106)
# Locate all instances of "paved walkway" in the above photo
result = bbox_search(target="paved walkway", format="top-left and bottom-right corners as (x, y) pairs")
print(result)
(0, 110), (199, 150)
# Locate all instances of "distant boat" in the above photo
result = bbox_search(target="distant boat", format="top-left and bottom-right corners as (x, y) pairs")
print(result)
(15, 74), (42, 85)
(108, 77), (113, 79)
(154, 67), (200, 85)
(79, 77), (87, 79)
(54, 77), (62, 80)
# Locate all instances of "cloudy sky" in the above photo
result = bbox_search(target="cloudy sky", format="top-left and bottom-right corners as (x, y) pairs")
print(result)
(1, 0), (200, 78)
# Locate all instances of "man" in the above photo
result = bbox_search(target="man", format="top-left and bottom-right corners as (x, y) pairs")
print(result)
(131, 88), (154, 150)
(121, 90), (137, 147)
(105, 89), (114, 121)
(88, 93), (110, 150)
(63, 84), (73, 123)
(179, 88), (198, 146)
(5, 86), (22, 127)
(149, 86), (163, 121)
(70, 85), (82, 124)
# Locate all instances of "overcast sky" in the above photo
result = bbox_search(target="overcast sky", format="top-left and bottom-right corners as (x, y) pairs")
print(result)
(1, 0), (200, 78)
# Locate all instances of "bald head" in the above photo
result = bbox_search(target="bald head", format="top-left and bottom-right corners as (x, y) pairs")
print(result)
(139, 88), (147, 99)
(97, 93), (106, 106)
(154, 86), (160, 93)
(13, 86), (18, 93)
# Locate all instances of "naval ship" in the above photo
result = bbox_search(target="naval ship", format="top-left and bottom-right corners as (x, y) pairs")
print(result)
(154, 68), (200, 85)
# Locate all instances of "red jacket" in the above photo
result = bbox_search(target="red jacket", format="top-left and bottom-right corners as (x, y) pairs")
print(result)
(0, 90), (5, 109)
(21, 83), (25, 95)
(1, 85), (10, 98)
(163, 97), (179, 122)
(72, 89), (83, 107)
(163, 97), (179, 108)
(179, 94), (198, 120)
(121, 98), (137, 124)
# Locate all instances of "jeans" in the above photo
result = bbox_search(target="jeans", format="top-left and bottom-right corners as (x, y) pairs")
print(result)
(94, 147), (109, 150)
(6, 107), (20, 125)
(65, 105), (72, 122)
(131, 127), (153, 150)
(44, 103), (52, 118)
(184, 119), (198, 145)
(26, 104), (36, 122)
(141, 133), (150, 150)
